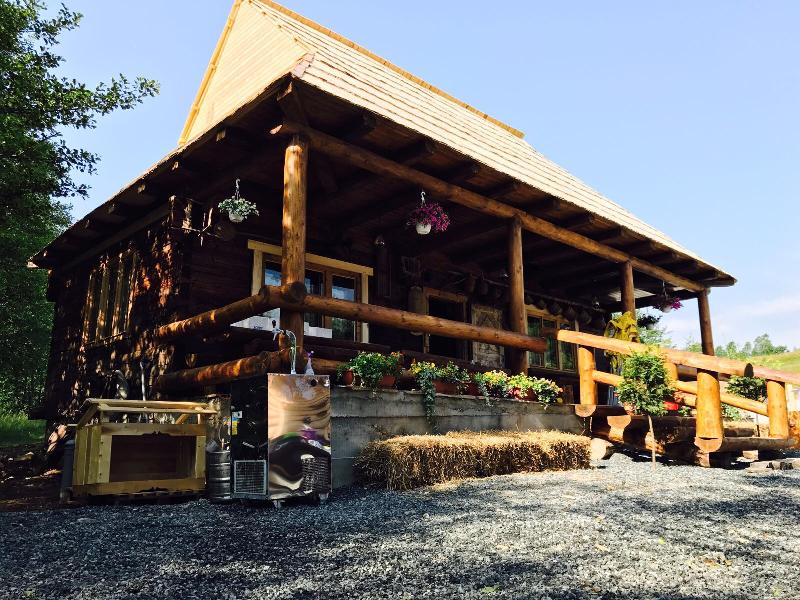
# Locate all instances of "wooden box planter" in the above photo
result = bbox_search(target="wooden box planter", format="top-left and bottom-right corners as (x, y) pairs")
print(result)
(71, 399), (217, 498)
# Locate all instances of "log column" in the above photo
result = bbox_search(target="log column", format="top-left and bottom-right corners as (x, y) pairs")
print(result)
(577, 346), (597, 405)
(697, 288), (715, 356)
(281, 134), (309, 351)
(696, 370), (724, 440)
(766, 380), (790, 438)
(620, 260), (635, 316)
(507, 217), (528, 374)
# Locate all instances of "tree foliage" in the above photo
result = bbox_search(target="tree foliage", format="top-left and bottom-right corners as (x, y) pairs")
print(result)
(0, 1), (158, 412)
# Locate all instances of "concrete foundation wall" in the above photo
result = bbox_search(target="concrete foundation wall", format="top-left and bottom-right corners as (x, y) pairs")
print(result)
(331, 387), (585, 488)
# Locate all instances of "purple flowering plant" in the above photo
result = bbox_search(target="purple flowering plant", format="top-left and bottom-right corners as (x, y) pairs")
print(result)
(408, 200), (450, 232)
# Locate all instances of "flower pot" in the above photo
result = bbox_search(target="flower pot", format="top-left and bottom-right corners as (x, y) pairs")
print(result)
(340, 370), (354, 386)
(378, 375), (397, 388)
(228, 211), (244, 223)
(663, 401), (680, 412)
(465, 382), (480, 396)
(415, 221), (432, 235)
(433, 380), (459, 395)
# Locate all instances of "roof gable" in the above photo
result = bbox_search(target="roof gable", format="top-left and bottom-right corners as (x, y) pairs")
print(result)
(178, 0), (309, 144)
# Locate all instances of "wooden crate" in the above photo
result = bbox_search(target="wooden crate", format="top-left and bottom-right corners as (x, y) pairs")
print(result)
(72, 399), (217, 497)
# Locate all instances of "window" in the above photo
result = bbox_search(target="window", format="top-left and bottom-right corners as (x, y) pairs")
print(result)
(526, 309), (576, 372)
(83, 251), (138, 343)
(249, 241), (372, 342)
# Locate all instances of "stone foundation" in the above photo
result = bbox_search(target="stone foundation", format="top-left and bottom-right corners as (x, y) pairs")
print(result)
(331, 387), (585, 487)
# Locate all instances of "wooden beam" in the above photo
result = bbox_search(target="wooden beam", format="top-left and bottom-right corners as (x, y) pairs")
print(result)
(697, 289), (715, 356)
(154, 351), (288, 392)
(153, 283), (307, 341)
(695, 370), (723, 440)
(339, 112), (378, 142)
(766, 380), (790, 438)
(281, 134), (309, 351)
(352, 163), (480, 234)
(277, 83), (338, 194)
(507, 217), (528, 374)
(620, 261), (635, 315)
(271, 122), (706, 291)
(557, 329), (800, 386)
(315, 139), (436, 214)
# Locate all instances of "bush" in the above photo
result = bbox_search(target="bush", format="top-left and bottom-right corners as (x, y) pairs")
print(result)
(356, 430), (590, 490)
(474, 371), (561, 403)
(724, 375), (767, 421)
(617, 351), (674, 417)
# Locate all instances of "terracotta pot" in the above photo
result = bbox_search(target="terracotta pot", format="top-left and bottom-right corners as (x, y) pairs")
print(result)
(433, 380), (459, 395)
(465, 382), (480, 396)
(378, 375), (396, 388)
(341, 370), (354, 386)
(663, 401), (680, 412)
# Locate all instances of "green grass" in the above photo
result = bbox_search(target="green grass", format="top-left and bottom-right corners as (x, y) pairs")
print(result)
(0, 412), (46, 448)
(747, 351), (800, 374)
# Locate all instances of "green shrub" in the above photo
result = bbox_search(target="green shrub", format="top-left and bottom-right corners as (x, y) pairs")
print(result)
(617, 350), (675, 417)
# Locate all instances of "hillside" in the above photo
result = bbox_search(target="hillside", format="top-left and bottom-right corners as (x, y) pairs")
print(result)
(747, 351), (800, 374)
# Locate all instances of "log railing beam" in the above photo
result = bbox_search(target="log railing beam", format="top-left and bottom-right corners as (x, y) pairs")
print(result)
(270, 121), (706, 293)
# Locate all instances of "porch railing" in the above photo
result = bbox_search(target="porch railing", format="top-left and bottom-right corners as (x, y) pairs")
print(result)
(557, 329), (799, 452)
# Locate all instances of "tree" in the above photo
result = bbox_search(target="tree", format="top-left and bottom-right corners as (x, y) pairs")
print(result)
(0, 1), (158, 413)
(752, 334), (787, 356)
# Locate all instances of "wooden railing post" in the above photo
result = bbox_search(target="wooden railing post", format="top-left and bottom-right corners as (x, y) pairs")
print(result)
(507, 216), (529, 374)
(695, 370), (724, 439)
(281, 133), (308, 351)
(578, 346), (597, 405)
(766, 380), (790, 438)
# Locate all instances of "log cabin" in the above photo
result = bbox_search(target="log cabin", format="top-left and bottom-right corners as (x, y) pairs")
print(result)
(29, 1), (799, 461)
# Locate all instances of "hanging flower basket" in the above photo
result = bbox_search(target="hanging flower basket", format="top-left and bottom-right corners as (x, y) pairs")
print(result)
(656, 283), (682, 313)
(218, 179), (259, 223)
(658, 297), (683, 313)
(408, 191), (450, 235)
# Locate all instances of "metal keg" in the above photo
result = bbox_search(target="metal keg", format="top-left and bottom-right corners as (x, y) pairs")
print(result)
(206, 450), (232, 502)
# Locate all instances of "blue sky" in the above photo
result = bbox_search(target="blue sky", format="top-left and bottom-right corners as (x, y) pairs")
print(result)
(52, 1), (800, 349)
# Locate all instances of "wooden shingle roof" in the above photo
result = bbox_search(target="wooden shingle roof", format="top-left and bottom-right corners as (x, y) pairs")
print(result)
(178, 0), (732, 282)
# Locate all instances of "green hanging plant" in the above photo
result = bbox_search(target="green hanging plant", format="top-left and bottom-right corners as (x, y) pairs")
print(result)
(409, 361), (439, 431)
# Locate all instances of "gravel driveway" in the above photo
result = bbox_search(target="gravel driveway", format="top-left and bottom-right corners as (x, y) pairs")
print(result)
(1, 453), (799, 600)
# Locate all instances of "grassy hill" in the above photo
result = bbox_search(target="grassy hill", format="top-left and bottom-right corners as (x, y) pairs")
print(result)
(747, 351), (800, 374)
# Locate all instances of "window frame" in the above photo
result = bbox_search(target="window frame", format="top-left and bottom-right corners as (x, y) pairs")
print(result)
(248, 240), (372, 342)
(525, 306), (578, 373)
(82, 250), (138, 345)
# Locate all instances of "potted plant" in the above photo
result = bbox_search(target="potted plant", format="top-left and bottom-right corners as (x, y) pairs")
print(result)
(528, 376), (562, 404)
(340, 351), (403, 391)
(616, 350), (675, 468)
(407, 190), (450, 235)
(434, 362), (471, 394)
(473, 370), (509, 398)
(218, 179), (259, 223)
(506, 373), (536, 400)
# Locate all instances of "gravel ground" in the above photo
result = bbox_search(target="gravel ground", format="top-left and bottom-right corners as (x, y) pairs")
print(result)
(1, 453), (799, 600)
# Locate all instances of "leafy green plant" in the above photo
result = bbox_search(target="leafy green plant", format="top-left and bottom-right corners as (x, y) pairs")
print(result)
(616, 350), (675, 467)
(436, 362), (470, 388)
(473, 370), (509, 398)
(529, 377), (562, 404)
(218, 196), (258, 220)
(724, 375), (767, 421)
(344, 352), (403, 391)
